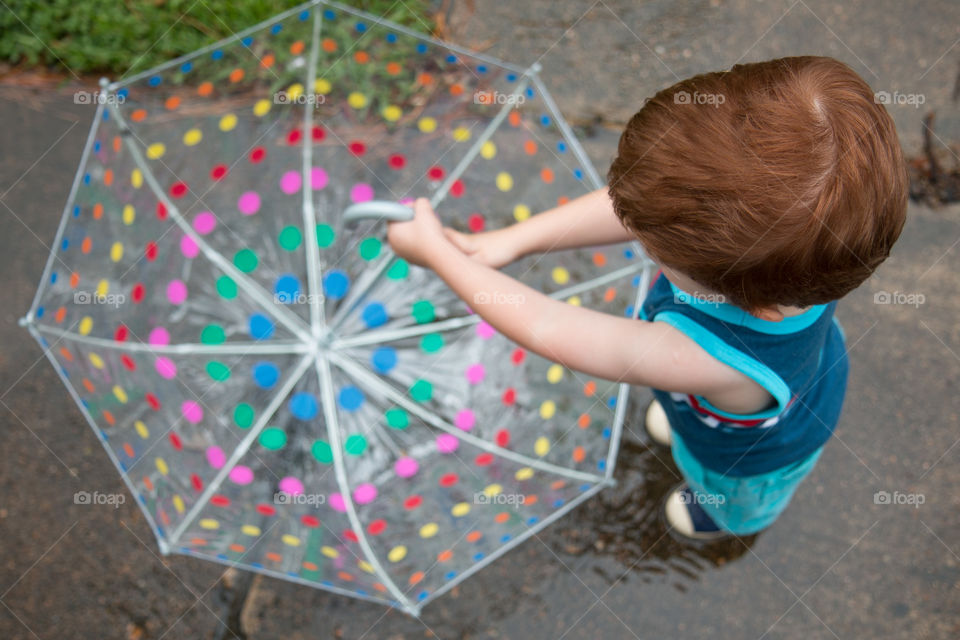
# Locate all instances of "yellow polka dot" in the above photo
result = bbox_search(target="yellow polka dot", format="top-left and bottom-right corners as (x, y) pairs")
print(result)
(418, 116), (437, 133)
(483, 484), (502, 497)
(552, 267), (570, 285)
(182, 128), (202, 146)
(388, 545), (407, 562)
(547, 364), (564, 384)
(534, 437), (550, 456)
(219, 114), (237, 131)
(540, 400), (556, 420)
(347, 92), (368, 109)
(172, 495), (184, 513)
(451, 502), (471, 517)
(480, 140), (497, 159)
(241, 525), (261, 536)
(382, 105), (402, 122)
(358, 560), (375, 573)
(95, 279), (109, 298)
(122, 205), (135, 225)
(452, 126), (471, 142)
(321, 546), (339, 558)
(155, 457), (168, 475)
(78, 317), (93, 336)
(287, 83), (304, 99)
(496, 172), (514, 191)
(419, 523), (438, 538)
(314, 78), (331, 94)
(113, 385), (128, 404)
(110, 242), (123, 263)
(131, 169), (143, 188)
(253, 99), (271, 116)
(88, 352), (104, 368)
(145, 143), (165, 159)
(282, 534), (301, 547)
(567, 295), (582, 306)
(199, 518), (219, 530)
(134, 420), (149, 439)
(515, 467), (534, 481)
(513, 204), (531, 221)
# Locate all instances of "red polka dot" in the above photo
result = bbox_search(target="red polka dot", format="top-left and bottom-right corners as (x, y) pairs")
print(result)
(255, 503), (276, 516)
(349, 141), (366, 155)
(169, 433), (182, 450)
(404, 495), (422, 510)
(301, 515), (320, 527)
(170, 182), (188, 198)
(145, 393), (160, 410)
(475, 453), (494, 466)
(368, 519), (387, 535)
(427, 165), (445, 180)
(131, 283), (145, 303)
(211, 495), (230, 507)
(467, 214), (485, 232)
(311, 126), (325, 141)
(450, 179), (465, 197)
(250, 147), (266, 163)
(145, 242), (158, 261)
(210, 164), (228, 180)
(388, 154), (406, 169)
(156, 202), (167, 220)
(439, 472), (458, 487)
(511, 348), (526, 365)
(495, 429), (511, 447)
(343, 529), (358, 543)
(113, 325), (128, 342)
(190, 474), (203, 491)
(121, 354), (136, 371)
(502, 387), (516, 405)
(287, 129), (302, 145)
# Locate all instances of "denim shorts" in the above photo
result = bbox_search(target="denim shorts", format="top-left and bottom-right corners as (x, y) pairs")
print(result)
(670, 430), (824, 535)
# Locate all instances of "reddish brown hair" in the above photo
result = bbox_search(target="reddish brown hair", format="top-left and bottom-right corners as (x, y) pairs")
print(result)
(608, 56), (907, 311)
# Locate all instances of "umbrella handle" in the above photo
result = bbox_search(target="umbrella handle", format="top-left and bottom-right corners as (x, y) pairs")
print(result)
(342, 201), (414, 225)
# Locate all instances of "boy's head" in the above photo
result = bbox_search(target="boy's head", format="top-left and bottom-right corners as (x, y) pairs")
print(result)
(607, 56), (908, 314)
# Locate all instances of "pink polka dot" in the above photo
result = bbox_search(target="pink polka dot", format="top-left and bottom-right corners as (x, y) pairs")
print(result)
(229, 465), (254, 484)
(329, 492), (346, 512)
(436, 434), (459, 453)
(476, 321), (495, 339)
(465, 363), (485, 384)
(180, 234), (199, 258)
(166, 280), (187, 305)
(310, 167), (328, 190)
(350, 183), (374, 203)
(280, 170), (301, 194)
(398, 197), (414, 205)
(181, 401), (203, 423)
(155, 357), (176, 379)
(353, 483), (377, 504)
(454, 409), (475, 431)
(237, 191), (261, 215)
(395, 457), (419, 478)
(206, 446), (226, 469)
(193, 212), (217, 235)
(279, 476), (303, 495)
(148, 327), (170, 346)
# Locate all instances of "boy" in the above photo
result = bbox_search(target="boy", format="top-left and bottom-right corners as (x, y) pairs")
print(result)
(387, 56), (907, 539)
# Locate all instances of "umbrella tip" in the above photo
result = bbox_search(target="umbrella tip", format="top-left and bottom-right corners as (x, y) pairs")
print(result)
(527, 61), (543, 76)
(98, 77), (110, 89)
(18, 315), (30, 327)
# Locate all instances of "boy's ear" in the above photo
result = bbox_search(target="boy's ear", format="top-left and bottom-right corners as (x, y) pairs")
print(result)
(753, 306), (784, 322)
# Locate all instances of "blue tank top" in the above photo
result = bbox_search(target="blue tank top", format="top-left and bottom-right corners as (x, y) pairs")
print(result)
(639, 272), (849, 477)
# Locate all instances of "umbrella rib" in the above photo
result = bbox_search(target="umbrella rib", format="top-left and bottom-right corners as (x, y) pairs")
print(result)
(314, 353), (415, 613)
(167, 353), (315, 547)
(104, 102), (314, 344)
(327, 351), (606, 484)
(300, 4), (325, 337)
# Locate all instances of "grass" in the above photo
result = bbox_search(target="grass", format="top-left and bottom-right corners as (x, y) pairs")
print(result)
(0, 0), (435, 76)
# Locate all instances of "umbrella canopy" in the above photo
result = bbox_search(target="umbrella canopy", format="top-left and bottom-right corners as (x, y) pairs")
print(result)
(23, 0), (654, 615)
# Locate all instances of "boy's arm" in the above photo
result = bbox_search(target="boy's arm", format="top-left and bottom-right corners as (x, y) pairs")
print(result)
(390, 200), (752, 398)
(446, 187), (637, 268)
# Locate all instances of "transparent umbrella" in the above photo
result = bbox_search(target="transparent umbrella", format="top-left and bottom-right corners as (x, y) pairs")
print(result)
(22, 0), (654, 615)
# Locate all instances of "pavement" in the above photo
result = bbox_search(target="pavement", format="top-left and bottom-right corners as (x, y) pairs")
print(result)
(1, 1), (959, 639)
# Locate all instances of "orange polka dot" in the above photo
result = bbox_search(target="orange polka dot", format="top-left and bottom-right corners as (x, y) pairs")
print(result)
(437, 550), (453, 562)
(573, 446), (585, 462)
(290, 40), (305, 55)
(144, 477), (155, 492)
(592, 252), (607, 267)
(103, 169), (113, 186)
(550, 480), (566, 490)
(603, 287), (616, 302)
(69, 272), (80, 287)
(577, 413), (590, 428)
(523, 140), (537, 155)
(123, 443), (134, 458)
(584, 381), (597, 396)
(228, 68), (244, 83)
(265, 552), (282, 562)
(354, 51), (369, 64)
(494, 512), (510, 524)
(302, 561), (318, 571)
(164, 96), (181, 110)
(230, 544), (246, 553)
(92, 203), (103, 220)
(260, 53), (275, 69)
(466, 531), (483, 543)
(81, 237), (92, 253)
(508, 111), (521, 127)
(523, 495), (537, 505)
(540, 168), (554, 183)
(321, 38), (336, 52)
(386, 61), (402, 75)
(102, 410), (115, 426)
(59, 347), (73, 361)
(449, 84), (464, 96)
(337, 571), (354, 581)
(54, 307), (66, 323)
(82, 378), (95, 392)
(373, 582), (387, 592)
(417, 72), (433, 85)
(409, 571), (425, 584)
(557, 195), (570, 205)
(189, 537), (205, 546)
(112, 136), (121, 152)
(197, 82), (213, 97)
(131, 108), (147, 121)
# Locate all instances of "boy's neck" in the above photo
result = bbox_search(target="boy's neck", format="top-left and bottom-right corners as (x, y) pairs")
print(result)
(660, 266), (810, 321)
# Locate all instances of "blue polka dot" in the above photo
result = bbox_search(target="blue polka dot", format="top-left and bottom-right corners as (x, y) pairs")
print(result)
(249, 313), (275, 340)
(506, 73), (517, 82)
(553, 499), (564, 508)
(102, 110), (109, 121)
(525, 87), (535, 98)
(579, 483), (592, 492)
(252, 362), (279, 388)
(211, 50), (224, 60)
(36, 307), (44, 318)
(500, 534), (511, 542)
(417, 590), (429, 601)
(289, 392), (318, 420)
(180, 62), (192, 73)
(93, 141), (101, 152)
(540, 114), (551, 126)
(607, 396), (617, 408)
(323, 9), (336, 20)
(386, 32), (397, 43)
(624, 249), (635, 259)
(338, 386), (364, 411)
(527, 516), (539, 525)
(299, 9), (310, 20)
(61, 238), (69, 250)
(602, 427), (611, 438)
(574, 168), (584, 180)
(50, 272), (57, 284)
(625, 305), (635, 317)
(241, 36), (253, 47)
(323, 270), (349, 300)
(355, 21), (367, 32)
(148, 75), (161, 86)
(445, 54), (457, 63)
(73, 206), (81, 217)
(632, 275), (641, 287)
(83, 174), (90, 185)
(473, 552), (484, 561)
(597, 459), (606, 470)
(356, 589), (367, 596)
(275, 274), (301, 304)
(119, 88), (130, 99)
(557, 141), (567, 153)
(362, 302), (388, 328)
(271, 24), (283, 34)
(477, 64), (487, 73)
(416, 43), (428, 53)
(371, 346), (397, 373)
(444, 571), (456, 580)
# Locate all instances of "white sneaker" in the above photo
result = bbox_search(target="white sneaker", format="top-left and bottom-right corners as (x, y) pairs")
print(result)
(663, 484), (729, 540)
(644, 399), (672, 447)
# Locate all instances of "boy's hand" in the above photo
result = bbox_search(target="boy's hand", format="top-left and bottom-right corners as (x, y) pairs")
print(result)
(386, 198), (449, 267)
(443, 228), (520, 269)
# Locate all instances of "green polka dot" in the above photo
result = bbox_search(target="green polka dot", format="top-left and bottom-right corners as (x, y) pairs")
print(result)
(421, 333), (444, 353)
(278, 226), (302, 250)
(385, 408), (409, 429)
(412, 300), (435, 324)
(216, 276), (237, 299)
(410, 379), (433, 403)
(259, 427), (286, 450)
(205, 361), (231, 381)
(344, 434), (367, 455)
(387, 259), (409, 280)
(316, 224), (336, 248)
(358, 237), (381, 260)
(233, 403), (254, 428)
(201, 324), (226, 344)
(234, 248), (258, 272)
(311, 440), (333, 464)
